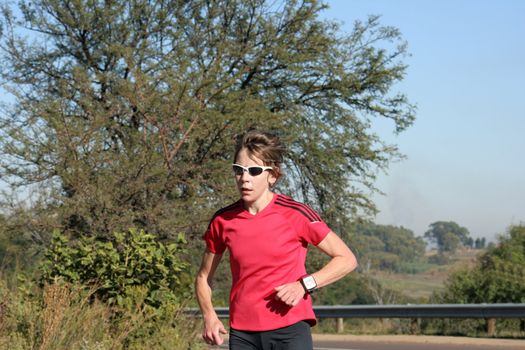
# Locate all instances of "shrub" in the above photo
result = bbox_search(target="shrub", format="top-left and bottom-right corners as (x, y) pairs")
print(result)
(439, 225), (525, 304)
(40, 229), (191, 308)
(423, 225), (525, 337)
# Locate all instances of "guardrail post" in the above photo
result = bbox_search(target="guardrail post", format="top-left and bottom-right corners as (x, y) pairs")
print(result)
(486, 318), (496, 337)
(336, 318), (344, 333)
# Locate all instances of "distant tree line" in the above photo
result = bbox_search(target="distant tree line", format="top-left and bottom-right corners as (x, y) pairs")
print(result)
(349, 222), (426, 273)
(424, 220), (486, 254)
(342, 220), (488, 274)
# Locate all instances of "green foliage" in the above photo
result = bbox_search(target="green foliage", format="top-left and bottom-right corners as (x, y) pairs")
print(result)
(40, 229), (191, 308)
(427, 253), (450, 265)
(0, 0), (415, 243)
(349, 223), (426, 272)
(304, 223), (428, 307)
(424, 221), (471, 253)
(304, 243), (408, 305)
(439, 225), (525, 303)
(396, 260), (435, 274)
(313, 273), (376, 305)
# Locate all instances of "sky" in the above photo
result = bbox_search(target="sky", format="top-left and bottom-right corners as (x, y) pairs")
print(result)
(322, 0), (525, 241)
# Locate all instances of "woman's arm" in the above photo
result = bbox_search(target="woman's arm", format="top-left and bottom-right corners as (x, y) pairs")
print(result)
(274, 231), (357, 306)
(310, 231), (358, 287)
(195, 249), (227, 346)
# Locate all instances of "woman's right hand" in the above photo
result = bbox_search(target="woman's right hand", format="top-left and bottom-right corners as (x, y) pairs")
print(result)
(203, 315), (227, 346)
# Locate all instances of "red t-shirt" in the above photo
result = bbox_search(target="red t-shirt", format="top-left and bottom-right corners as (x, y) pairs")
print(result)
(203, 193), (331, 331)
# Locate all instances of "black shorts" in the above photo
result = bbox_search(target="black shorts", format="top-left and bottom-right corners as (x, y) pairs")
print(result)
(229, 321), (313, 350)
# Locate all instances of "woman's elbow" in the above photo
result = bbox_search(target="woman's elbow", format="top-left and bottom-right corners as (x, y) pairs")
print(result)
(343, 252), (358, 275)
(195, 270), (210, 288)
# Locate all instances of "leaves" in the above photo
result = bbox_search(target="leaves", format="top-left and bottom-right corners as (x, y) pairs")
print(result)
(440, 225), (525, 303)
(424, 221), (471, 253)
(348, 222), (426, 272)
(40, 229), (191, 308)
(0, 0), (415, 242)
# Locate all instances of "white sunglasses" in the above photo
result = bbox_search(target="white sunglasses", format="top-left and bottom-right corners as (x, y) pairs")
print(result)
(232, 164), (273, 176)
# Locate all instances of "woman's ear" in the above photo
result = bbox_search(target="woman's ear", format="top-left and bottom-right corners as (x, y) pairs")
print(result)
(268, 168), (279, 187)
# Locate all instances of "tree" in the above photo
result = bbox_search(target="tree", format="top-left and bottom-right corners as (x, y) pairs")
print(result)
(0, 0), (415, 243)
(474, 237), (486, 249)
(440, 225), (525, 303)
(424, 221), (470, 253)
(465, 236), (474, 248)
(349, 223), (426, 272)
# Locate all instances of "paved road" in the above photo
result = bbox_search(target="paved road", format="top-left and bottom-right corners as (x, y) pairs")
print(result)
(312, 334), (525, 350)
(209, 334), (525, 350)
(314, 339), (523, 350)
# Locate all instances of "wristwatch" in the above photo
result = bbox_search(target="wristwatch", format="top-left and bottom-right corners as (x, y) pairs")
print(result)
(300, 275), (317, 294)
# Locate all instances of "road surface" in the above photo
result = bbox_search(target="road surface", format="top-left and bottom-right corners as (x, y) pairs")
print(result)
(208, 334), (525, 350)
(313, 334), (525, 350)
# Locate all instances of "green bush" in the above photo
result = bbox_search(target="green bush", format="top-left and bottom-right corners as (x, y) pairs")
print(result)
(439, 225), (525, 304)
(423, 225), (525, 337)
(40, 229), (191, 308)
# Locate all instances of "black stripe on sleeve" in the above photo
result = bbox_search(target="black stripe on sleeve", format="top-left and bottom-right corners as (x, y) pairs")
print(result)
(275, 195), (322, 221)
(275, 200), (315, 221)
(209, 200), (242, 225)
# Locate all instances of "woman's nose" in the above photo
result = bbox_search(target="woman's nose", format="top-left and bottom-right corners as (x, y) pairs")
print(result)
(240, 170), (251, 180)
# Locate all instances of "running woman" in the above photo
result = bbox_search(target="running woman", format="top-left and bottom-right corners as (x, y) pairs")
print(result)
(195, 129), (358, 350)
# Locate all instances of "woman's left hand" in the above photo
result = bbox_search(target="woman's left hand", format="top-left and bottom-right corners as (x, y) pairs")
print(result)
(274, 281), (306, 306)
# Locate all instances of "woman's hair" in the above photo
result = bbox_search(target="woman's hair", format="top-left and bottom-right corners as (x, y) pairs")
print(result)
(234, 129), (285, 180)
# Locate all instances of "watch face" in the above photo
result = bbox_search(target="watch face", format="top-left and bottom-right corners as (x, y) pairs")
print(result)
(303, 275), (316, 290)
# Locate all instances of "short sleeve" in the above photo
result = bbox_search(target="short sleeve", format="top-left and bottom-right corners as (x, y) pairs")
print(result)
(203, 218), (226, 254)
(298, 208), (331, 246)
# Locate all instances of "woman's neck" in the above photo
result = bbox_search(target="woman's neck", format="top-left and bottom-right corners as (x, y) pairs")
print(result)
(244, 190), (274, 215)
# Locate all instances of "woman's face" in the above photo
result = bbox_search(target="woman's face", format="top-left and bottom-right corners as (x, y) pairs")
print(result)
(234, 148), (277, 205)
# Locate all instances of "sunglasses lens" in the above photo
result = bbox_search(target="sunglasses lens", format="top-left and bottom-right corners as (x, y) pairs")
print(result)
(248, 167), (263, 176)
(232, 165), (244, 175)
(232, 165), (269, 176)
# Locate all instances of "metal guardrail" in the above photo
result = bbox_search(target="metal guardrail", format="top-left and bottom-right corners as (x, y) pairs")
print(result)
(191, 303), (525, 319)
(189, 304), (525, 335)
(313, 304), (525, 319)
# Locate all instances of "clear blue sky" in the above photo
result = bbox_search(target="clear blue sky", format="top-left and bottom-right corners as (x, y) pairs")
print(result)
(322, 0), (525, 241)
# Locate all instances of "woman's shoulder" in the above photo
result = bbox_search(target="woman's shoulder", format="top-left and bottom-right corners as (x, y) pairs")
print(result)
(210, 200), (243, 221)
(274, 194), (322, 223)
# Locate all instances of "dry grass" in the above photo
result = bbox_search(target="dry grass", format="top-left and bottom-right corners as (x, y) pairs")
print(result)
(374, 248), (484, 301)
(0, 279), (204, 350)
(39, 282), (71, 349)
